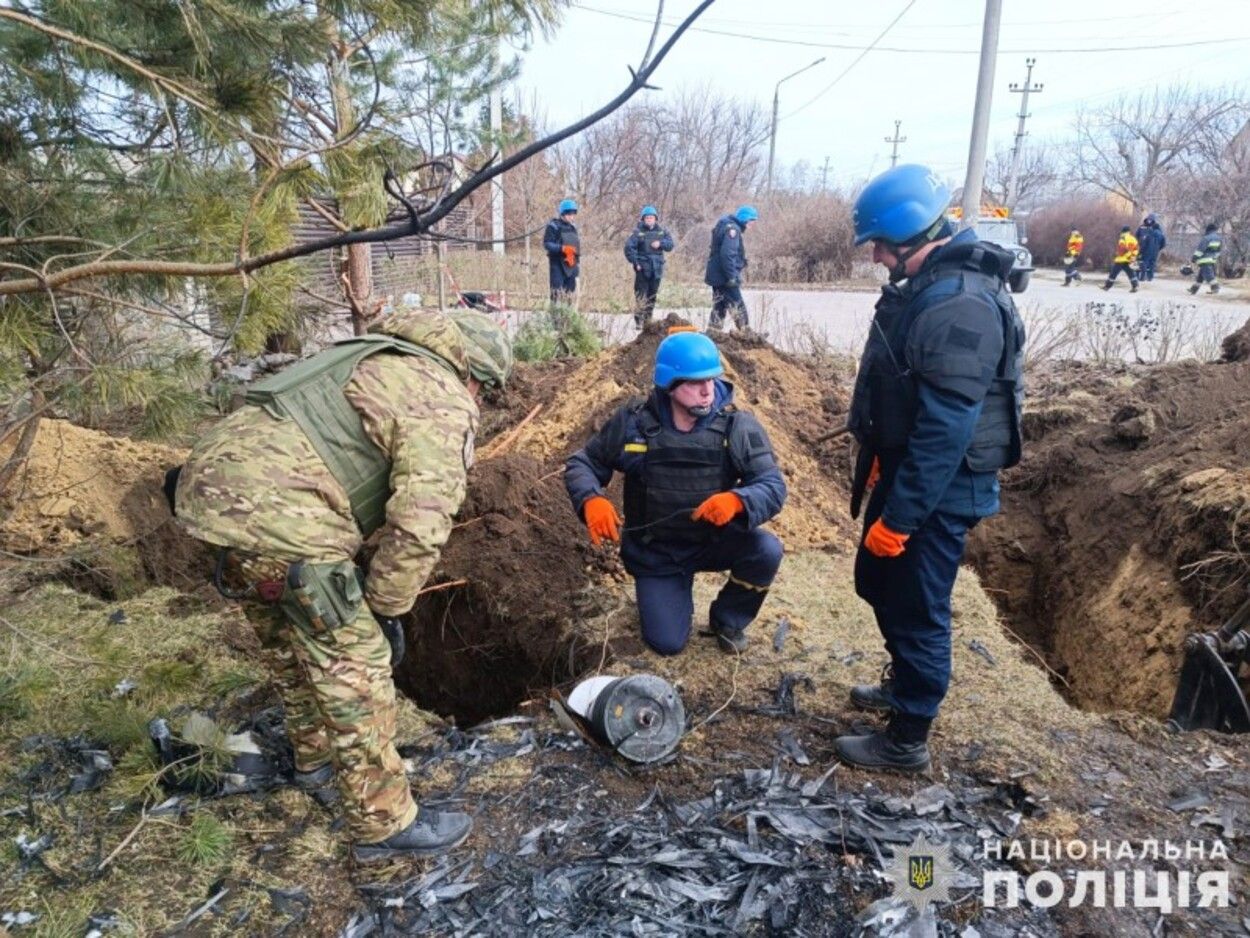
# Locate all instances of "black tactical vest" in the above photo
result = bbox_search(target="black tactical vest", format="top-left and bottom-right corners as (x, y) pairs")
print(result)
(622, 401), (736, 544)
(557, 220), (580, 251)
(848, 248), (1024, 473)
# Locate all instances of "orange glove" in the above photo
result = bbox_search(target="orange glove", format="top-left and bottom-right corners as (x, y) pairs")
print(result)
(866, 456), (880, 490)
(583, 495), (621, 546)
(864, 518), (909, 558)
(692, 492), (744, 526)
(561, 244), (577, 268)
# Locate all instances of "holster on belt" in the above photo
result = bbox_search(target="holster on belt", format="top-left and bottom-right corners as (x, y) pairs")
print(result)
(280, 560), (364, 634)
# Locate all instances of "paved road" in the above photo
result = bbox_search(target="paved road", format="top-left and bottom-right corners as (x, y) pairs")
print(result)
(507, 268), (1248, 361)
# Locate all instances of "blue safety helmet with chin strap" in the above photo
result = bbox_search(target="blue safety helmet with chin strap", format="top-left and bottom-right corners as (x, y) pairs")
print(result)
(640, 204), (658, 219)
(654, 332), (724, 390)
(559, 198), (579, 214)
(852, 164), (951, 246)
(734, 205), (759, 224)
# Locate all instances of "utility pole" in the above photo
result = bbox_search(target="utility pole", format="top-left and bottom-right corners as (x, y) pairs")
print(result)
(1005, 58), (1042, 210)
(884, 120), (906, 168)
(959, 0), (1002, 229)
(767, 57), (825, 196)
(820, 156), (831, 191)
(489, 32), (505, 255)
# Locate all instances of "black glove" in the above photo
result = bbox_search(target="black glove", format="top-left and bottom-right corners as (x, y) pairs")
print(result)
(373, 613), (406, 668)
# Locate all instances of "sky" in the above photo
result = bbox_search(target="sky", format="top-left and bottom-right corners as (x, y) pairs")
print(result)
(513, 0), (1250, 190)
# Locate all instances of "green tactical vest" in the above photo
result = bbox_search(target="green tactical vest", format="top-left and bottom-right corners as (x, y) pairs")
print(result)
(244, 334), (459, 535)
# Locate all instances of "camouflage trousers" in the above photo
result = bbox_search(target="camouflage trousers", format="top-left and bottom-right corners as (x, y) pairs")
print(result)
(242, 558), (418, 843)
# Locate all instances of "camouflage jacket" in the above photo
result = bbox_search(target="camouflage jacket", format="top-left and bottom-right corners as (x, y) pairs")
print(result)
(176, 311), (478, 616)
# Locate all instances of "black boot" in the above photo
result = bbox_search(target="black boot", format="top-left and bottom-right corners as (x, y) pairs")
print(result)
(1130, 282), (1139, 293)
(1101, 280), (1113, 291)
(835, 715), (931, 774)
(293, 762), (339, 807)
(1188, 283), (1200, 295)
(713, 627), (748, 654)
(849, 665), (895, 712)
(353, 807), (473, 862)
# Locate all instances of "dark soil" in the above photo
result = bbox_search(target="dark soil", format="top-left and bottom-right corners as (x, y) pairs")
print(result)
(394, 452), (631, 726)
(968, 355), (1250, 717)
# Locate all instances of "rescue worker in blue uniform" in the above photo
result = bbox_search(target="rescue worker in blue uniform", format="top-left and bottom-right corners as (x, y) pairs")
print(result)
(544, 198), (581, 302)
(705, 205), (758, 331)
(837, 164), (1026, 774)
(1188, 223), (1223, 294)
(564, 330), (787, 655)
(1135, 213), (1166, 282)
(624, 205), (676, 328)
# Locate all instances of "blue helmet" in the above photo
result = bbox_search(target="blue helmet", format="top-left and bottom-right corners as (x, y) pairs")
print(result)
(852, 164), (951, 246)
(559, 198), (578, 214)
(654, 332), (724, 390)
(735, 205), (759, 224)
(640, 204), (658, 219)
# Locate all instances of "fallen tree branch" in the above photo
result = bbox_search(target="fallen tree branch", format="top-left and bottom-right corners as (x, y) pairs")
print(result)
(416, 578), (468, 597)
(481, 404), (543, 460)
(0, 0), (718, 298)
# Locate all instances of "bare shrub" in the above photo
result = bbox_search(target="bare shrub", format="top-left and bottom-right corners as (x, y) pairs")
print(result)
(1027, 199), (1136, 270)
(751, 192), (858, 283)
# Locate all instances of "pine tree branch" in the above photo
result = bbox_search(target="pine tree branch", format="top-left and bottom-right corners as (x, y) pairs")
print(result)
(0, 0), (716, 298)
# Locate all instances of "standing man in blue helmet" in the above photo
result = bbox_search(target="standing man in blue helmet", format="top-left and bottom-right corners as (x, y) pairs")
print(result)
(624, 205), (676, 328)
(838, 164), (1026, 773)
(705, 205), (758, 331)
(544, 198), (581, 303)
(564, 329), (787, 656)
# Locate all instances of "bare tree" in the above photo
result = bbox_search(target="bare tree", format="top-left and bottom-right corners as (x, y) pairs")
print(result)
(986, 142), (1058, 212)
(1070, 84), (1243, 214)
(548, 85), (769, 243)
(1167, 99), (1250, 275)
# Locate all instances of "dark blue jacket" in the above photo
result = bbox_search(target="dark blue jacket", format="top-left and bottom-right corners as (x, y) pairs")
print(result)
(565, 380), (787, 575)
(1135, 223), (1166, 261)
(875, 229), (1014, 532)
(543, 218), (580, 276)
(624, 222), (675, 279)
(704, 215), (748, 287)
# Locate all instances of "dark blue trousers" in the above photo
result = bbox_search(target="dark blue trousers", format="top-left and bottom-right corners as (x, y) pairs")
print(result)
(634, 529), (783, 656)
(708, 285), (747, 329)
(854, 487), (973, 728)
(549, 261), (577, 301)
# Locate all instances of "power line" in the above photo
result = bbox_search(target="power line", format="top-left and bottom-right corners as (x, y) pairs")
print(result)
(573, 5), (1250, 56)
(781, 0), (919, 121)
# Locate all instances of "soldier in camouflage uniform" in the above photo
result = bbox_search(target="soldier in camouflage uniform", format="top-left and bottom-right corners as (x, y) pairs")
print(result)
(174, 308), (512, 861)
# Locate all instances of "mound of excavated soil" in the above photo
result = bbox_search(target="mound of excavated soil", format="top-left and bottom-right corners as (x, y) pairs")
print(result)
(394, 319), (859, 723)
(0, 419), (210, 593)
(510, 315), (857, 551)
(968, 355), (1250, 718)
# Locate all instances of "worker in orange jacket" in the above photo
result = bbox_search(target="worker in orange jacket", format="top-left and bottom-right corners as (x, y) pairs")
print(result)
(1102, 225), (1139, 292)
(1062, 229), (1084, 286)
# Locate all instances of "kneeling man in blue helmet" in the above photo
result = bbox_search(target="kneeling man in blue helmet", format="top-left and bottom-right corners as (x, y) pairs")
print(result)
(564, 331), (787, 655)
(839, 164), (1026, 773)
